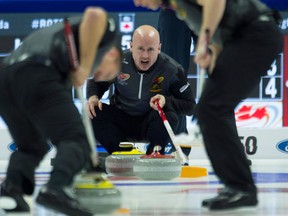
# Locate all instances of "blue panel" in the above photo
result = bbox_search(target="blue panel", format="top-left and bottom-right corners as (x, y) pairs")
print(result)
(261, 0), (288, 11)
(0, 0), (155, 13)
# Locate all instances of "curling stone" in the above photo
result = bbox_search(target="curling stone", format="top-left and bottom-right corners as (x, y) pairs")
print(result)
(134, 146), (182, 180)
(105, 142), (145, 176)
(0, 208), (6, 216)
(74, 173), (121, 214)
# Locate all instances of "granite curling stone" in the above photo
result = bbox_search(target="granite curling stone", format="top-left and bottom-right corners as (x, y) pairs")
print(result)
(74, 173), (121, 214)
(105, 142), (145, 176)
(133, 146), (181, 180)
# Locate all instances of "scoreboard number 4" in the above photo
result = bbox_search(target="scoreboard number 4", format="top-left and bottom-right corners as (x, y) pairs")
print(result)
(265, 60), (277, 98)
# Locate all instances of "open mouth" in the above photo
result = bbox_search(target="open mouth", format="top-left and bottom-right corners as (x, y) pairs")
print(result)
(140, 60), (149, 66)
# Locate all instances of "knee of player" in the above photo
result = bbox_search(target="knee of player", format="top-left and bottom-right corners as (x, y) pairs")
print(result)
(167, 112), (179, 124)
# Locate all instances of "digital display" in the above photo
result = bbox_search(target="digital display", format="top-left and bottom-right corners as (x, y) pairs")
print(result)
(0, 12), (160, 65)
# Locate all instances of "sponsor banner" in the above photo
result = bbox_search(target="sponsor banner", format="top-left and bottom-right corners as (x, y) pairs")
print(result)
(135, 128), (288, 160)
(237, 128), (288, 159)
(0, 118), (7, 130)
(235, 101), (283, 128)
(184, 101), (282, 130)
(283, 35), (288, 126)
(0, 129), (56, 161)
(0, 129), (14, 160)
(1, 127), (288, 161)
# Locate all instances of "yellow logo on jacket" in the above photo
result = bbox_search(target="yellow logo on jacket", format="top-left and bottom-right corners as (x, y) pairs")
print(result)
(150, 76), (164, 92)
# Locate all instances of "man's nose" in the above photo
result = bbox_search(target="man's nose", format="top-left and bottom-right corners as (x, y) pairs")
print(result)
(142, 51), (149, 58)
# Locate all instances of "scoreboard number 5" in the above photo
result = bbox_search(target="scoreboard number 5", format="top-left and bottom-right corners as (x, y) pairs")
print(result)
(265, 60), (277, 98)
(121, 35), (132, 50)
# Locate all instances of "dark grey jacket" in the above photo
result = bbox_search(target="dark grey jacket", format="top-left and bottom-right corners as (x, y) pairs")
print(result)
(87, 51), (196, 116)
(168, 0), (273, 46)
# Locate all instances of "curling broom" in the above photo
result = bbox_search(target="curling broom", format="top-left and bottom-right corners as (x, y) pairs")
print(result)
(155, 101), (207, 178)
(197, 28), (210, 98)
(63, 17), (99, 167)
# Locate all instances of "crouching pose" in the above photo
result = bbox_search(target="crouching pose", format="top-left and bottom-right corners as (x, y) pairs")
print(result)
(86, 25), (195, 155)
(0, 7), (122, 216)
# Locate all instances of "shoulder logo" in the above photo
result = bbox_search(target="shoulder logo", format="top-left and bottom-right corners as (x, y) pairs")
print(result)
(180, 82), (190, 93)
(276, 140), (288, 154)
(117, 73), (130, 81)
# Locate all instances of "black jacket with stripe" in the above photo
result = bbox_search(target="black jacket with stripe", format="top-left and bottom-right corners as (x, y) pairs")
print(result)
(87, 50), (196, 116)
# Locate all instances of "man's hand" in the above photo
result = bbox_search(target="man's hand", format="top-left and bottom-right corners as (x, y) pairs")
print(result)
(194, 42), (222, 74)
(150, 94), (166, 111)
(208, 44), (222, 73)
(87, 95), (102, 119)
(133, 0), (162, 10)
(71, 66), (88, 87)
(194, 30), (211, 70)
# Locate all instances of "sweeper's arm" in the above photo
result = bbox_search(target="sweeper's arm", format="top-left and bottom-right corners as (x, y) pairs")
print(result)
(71, 7), (107, 87)
(64, 8), (107, 167)
(193, 0), (225, 70)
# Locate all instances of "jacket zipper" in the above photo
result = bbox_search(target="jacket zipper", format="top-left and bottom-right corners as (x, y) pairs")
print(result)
(138, 73), (144, 99)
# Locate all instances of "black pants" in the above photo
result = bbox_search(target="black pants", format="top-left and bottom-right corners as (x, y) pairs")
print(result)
(196, 21), (283, 192)
(0, 62), (90, 194)
(91, 103), (178, 155)
(158, 8), (196, 73)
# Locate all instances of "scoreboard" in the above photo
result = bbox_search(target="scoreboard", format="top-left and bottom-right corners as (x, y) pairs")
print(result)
(0, 0), (287, 129)
(0, 12), (160, 66)
(187, 54), (284, 101)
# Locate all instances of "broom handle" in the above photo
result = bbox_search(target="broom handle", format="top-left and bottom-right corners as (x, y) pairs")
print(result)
(64, 18), (99, 167)
(197, 29), (210, 99)
(197, 68), (206, 98)
(155, 101), (189, 166)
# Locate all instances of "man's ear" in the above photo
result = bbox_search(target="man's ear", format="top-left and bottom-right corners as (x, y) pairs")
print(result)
(158, 43), (162, 53)
(130, 41), (133, 51)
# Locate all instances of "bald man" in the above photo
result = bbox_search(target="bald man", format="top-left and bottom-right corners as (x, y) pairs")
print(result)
(86, 25), (196, 155)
